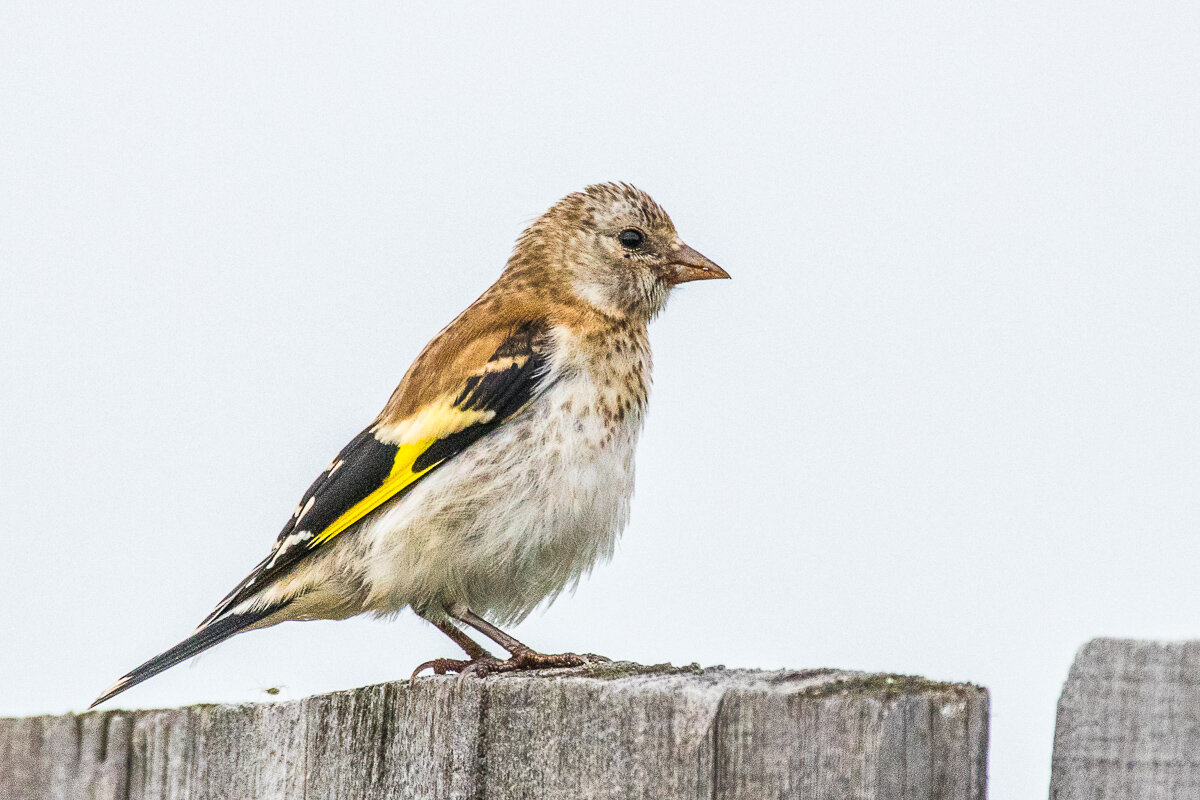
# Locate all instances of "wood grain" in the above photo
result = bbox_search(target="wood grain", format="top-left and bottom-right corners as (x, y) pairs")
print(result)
(1050, 638), (1200, 800)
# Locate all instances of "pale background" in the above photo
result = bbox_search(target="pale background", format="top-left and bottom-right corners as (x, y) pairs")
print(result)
(3, 3), (1199, 797)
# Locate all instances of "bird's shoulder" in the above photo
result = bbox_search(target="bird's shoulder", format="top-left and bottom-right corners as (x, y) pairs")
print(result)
(378, 289), (548, 425)
(376, 275), (614, 425)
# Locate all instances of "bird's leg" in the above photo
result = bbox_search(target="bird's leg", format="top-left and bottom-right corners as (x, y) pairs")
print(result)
(433, 618), (494, 660)
(453, 609), (526, 652)
(410, 617), (497, 681)
(449, 608), (609, 677)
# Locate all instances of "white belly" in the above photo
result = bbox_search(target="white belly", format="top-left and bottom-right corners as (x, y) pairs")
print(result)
(355, 373), (642, 625)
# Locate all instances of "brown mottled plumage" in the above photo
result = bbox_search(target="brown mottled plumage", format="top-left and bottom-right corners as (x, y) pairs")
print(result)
(92, 183), (726, 707)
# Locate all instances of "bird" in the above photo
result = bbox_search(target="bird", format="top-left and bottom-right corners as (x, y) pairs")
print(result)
(91, 182), (728, 708)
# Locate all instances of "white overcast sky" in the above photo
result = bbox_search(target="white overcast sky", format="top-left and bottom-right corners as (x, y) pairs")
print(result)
(3, 3), (1199, 797)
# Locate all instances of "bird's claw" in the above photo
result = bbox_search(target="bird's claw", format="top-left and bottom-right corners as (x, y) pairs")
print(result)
(410, 657), (472, 684)
(456, 656), (508, 683)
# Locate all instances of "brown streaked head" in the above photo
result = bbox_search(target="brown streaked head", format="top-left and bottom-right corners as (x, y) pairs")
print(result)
(506, 182), (727, 321)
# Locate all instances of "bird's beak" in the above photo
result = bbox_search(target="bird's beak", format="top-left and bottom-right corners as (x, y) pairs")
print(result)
(664, 242), (730, 285)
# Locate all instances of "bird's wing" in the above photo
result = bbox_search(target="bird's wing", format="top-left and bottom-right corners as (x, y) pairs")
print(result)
(200, 317), (551, 626)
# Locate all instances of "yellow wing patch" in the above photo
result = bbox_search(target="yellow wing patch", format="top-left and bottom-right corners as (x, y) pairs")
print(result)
(309, 439), (437, 546)
(309, 396), (495, 547)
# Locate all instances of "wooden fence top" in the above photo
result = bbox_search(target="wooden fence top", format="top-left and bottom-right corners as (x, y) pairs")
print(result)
(1, 662), (988, 800)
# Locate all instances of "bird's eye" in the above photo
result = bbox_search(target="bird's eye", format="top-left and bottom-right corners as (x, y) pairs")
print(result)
(618, 228), (645, 249)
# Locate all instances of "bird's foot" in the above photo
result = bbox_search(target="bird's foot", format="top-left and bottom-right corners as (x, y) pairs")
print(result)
(411, 648), (611, 683)
(461, 647), (611, 678)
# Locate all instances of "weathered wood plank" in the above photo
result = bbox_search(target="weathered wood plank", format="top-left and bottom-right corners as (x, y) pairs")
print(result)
(0, 663), (987, 800)
(713, 670), (987, 800)
(0, 713), (131, 800)
(1050, 638), (1200, 800)
(480, 665), (725, 798)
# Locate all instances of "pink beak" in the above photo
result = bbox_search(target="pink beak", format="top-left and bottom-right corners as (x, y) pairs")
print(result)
(663, 242), (729, 285)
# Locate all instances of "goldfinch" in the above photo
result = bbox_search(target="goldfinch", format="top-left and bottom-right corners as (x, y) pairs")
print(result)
(92, 183), (728, 707)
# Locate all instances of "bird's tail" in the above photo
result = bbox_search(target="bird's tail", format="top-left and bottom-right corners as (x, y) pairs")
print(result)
(89, 604), (282, 709)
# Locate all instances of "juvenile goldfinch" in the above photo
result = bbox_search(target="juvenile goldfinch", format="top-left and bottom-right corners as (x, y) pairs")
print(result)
(92, 183), (728, 707)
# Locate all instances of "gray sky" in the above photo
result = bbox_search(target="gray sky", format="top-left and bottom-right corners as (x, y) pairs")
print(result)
(3, 3), (1199, 796)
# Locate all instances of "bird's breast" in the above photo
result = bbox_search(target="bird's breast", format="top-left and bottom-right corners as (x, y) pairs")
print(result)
(532, 323), (652, 517)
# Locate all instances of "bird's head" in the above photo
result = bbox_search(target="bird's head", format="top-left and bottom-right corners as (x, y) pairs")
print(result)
(510, 183), (728, 321)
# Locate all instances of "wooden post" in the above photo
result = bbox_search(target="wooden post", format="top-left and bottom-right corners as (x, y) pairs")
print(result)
(1, 663), (987, 800)
(1050, 638), (1200, 799)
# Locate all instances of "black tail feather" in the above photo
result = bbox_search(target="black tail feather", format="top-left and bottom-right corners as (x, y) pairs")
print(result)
(89, 606), (279, 709)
